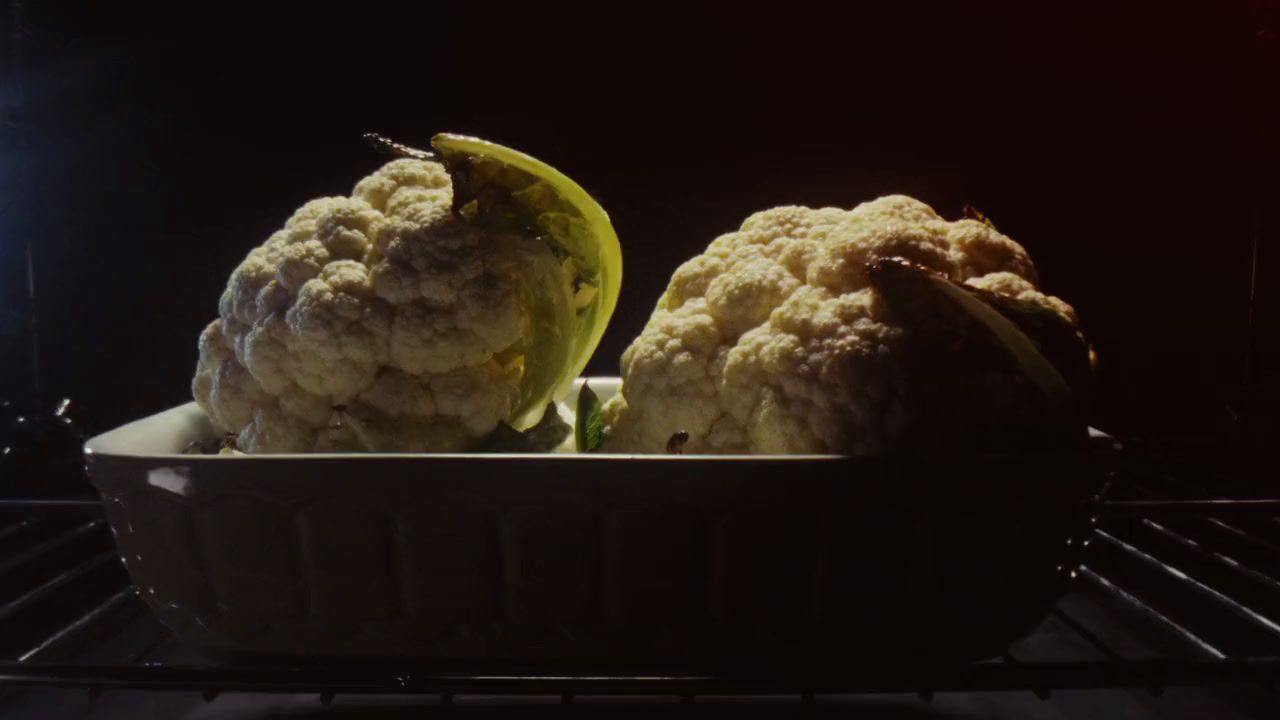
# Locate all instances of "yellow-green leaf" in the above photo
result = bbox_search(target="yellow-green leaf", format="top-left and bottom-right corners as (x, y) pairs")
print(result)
(431, 133), (622, 429)
(575, 382), (604, 453)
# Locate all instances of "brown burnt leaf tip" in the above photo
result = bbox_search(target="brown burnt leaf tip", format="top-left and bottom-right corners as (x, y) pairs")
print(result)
(961, 203), (998, 230)
(362, 133), (435, 160)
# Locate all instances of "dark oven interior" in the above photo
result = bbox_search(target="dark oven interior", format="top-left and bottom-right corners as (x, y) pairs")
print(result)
(2, 1), (1278, 718)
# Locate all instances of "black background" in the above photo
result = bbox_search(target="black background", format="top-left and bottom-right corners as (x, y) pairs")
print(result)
(1, 1), (1276, 443)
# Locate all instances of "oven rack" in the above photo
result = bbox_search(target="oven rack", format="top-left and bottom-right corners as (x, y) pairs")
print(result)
(1, 462), (1279, 707)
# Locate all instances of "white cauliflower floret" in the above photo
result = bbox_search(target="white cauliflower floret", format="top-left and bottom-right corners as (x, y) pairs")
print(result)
(603, 195), (1083, 454)
(193, 158), (556, 453)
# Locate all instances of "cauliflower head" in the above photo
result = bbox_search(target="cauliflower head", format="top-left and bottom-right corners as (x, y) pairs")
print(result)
(601, 195), (1087, 454)
(193, 158), (565, 453)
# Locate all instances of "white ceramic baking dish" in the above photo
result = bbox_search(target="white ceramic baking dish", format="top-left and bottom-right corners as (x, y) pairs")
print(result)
(86, 378), (1104, 666)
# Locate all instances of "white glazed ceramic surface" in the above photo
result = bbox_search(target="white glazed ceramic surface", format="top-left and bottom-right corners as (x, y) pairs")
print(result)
(86, 377), (1098, 665)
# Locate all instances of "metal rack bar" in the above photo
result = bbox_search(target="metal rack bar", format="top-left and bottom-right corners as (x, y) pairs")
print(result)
(1096, 500), (1280, 519)
(1140, 519), (1280, 596)
(2, 659), (1279, 695)
(12, 497), (1280, 520)
(1050, 607), (1124, 661)
(17, 589), (135, 663)
(0, 499), (102, 511)
(0, 520), (35, 543)
(0, 520), (105, 578)
(1076, 566), (1227, 659)
(0, 552), (118, 623)
(1094, 529), (1280, 639)
(1207, 518), (1280, 559)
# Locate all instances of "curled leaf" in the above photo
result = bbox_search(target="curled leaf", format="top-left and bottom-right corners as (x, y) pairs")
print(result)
(866, 257), (1076, 421)
(433, 136), (621, 383)
(430, 133), (622, 430)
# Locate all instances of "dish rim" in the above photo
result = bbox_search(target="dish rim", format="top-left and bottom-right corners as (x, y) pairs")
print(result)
(85, 376), (1107, 463)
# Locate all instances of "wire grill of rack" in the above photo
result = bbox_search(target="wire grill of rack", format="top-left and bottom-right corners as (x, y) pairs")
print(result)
(1, 450), (1278, 710)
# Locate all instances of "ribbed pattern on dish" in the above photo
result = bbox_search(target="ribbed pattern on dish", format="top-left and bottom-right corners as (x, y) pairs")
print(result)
(90, 452), (1096, 664)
